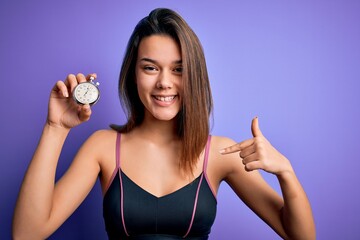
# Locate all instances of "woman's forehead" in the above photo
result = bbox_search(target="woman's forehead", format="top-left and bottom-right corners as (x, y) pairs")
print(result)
(137, 35), (181, 64)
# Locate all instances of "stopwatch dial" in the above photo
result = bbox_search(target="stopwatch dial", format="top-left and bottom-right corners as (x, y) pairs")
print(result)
(74, 83), (99, 105)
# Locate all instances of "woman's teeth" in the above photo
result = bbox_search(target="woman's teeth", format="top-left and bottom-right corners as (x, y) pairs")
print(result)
(154, 96), (176, 102)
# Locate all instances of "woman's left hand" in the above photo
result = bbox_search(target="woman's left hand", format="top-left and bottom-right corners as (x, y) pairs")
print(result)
(220, 117), (293, 176)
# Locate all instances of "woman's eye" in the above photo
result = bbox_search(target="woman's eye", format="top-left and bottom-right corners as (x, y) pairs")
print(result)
(174, 66), (183, 73)
(144, 66), (157, 71)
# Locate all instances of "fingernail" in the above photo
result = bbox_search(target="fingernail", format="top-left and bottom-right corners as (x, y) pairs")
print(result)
(219, 149), (225, 154)
(64, 92), (68, 97)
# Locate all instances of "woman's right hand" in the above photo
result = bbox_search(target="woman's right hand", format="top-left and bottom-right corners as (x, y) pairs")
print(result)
(47, 73), (96, 129)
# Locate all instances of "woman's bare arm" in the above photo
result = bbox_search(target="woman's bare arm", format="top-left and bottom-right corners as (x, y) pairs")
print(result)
(220, 118), (315, 239)
(13, 125), (101, 239)
(13, 73), (101, 239)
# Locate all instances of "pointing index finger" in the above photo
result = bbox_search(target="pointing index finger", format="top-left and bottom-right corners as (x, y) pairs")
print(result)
(220, 143), (242, 155)
(220, 138), (254, 155)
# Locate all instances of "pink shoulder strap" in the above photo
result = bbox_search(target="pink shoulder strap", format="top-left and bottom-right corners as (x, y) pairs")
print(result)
(183, 135), (213, 238)
(116, 132), (121, 168)
(103, 132), (122, 194)
(117, 132), (130, 236)
(203, 135), (216, 199)
(202, 135), (211, 173)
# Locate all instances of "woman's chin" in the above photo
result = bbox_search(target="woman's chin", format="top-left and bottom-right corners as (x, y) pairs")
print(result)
(150, 111), (179, 122)
(144, 107), (181, 123)
(154, 115), (177, 122)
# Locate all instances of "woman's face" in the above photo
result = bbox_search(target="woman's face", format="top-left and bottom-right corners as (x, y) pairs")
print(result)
(135, 35), (183, 122)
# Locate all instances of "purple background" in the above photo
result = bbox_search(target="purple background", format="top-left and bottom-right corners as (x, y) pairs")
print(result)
(1, 1), (359, 239)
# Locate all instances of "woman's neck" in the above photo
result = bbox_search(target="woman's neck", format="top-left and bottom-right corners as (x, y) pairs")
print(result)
(133, 115), (179, 145)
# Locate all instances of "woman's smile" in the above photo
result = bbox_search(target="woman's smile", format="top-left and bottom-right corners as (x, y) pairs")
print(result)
(152, 95), (178, 106)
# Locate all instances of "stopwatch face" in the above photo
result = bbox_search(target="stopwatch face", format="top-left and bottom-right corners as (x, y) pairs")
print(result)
(73, 82), (100, 105)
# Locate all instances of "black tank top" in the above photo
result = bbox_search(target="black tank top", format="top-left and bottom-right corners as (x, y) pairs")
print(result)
(103, 134), (217, 239)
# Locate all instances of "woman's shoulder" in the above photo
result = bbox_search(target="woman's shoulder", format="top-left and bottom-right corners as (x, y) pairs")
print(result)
(208, 135), (240, 175)
(83, 128), (119, 147)
(209, 135), (237, 149)
(90, 128), (118, 137)
(79, 129), (120, 165)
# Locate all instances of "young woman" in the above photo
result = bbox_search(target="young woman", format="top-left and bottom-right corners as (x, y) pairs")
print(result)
(13, 8), (315, 240)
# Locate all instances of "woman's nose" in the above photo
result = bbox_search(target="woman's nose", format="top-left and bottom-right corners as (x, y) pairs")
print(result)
(156, 71), (173, 89)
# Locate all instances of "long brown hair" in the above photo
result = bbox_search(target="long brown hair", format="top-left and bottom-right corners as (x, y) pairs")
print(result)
(111, 8), (213, 174)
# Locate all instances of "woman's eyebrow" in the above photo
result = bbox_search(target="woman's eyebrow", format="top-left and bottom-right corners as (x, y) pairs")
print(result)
(139, 57), (157, 64)
(139, 57), (182, 64)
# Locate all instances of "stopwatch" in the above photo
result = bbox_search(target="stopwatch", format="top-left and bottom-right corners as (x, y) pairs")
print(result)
(72, 76), (100, 105)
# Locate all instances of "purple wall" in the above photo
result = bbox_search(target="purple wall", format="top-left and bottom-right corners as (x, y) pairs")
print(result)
(1, 1), (359, 239)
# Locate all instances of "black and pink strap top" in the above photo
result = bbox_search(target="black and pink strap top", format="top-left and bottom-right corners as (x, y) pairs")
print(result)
(103, 133), (217, 240)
